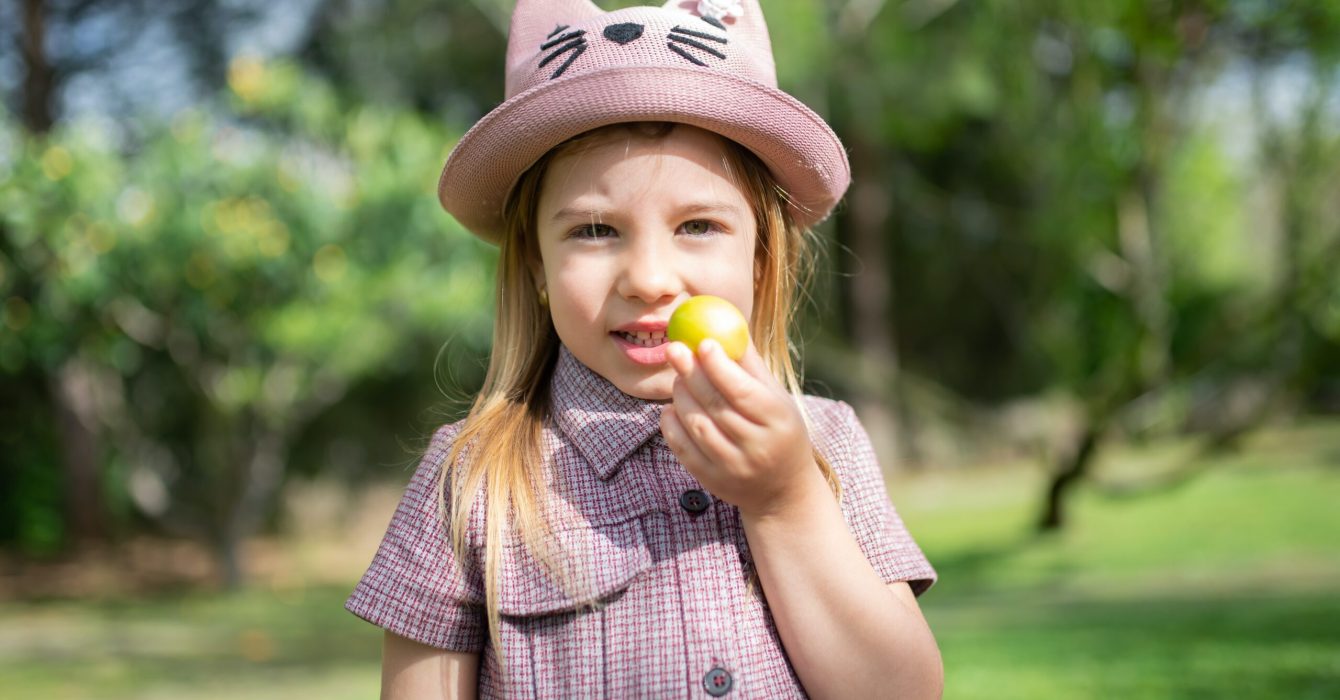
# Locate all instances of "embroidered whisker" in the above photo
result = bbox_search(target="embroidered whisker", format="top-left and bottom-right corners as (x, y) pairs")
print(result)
(667, 43), (707, 66)
(539, 38), (584, 67)
(546, 42), (587, 78)
(540, 29), (586, 51)
(546, 24), (569, 39)
(670, 26), (727, 43)
(668, 34), (726, 60)
(701, 15), (726, 30)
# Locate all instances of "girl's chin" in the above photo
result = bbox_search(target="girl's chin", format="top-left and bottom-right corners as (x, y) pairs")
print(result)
(625, 385), (673, 403)
(617, 370), (674, 403)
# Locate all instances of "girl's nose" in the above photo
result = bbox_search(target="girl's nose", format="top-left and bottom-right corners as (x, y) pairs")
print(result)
(616, 237), (682, 304)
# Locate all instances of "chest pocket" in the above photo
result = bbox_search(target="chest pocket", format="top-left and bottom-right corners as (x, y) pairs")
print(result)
(479, 514), (676, 699)
(493, 515), (654, 617)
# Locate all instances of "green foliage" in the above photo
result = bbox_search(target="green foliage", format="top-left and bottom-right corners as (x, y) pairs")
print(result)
(0, 58), (496, 549)
(0, 378), (64, 554)
(786, 0), (1340, 425)
(3, 0), (1339, 554)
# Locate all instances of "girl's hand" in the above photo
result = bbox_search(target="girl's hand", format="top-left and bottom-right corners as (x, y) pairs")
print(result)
(660, 338), (826, 520)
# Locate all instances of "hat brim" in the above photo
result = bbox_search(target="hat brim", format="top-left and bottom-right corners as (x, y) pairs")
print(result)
(438, 65), (850, 245)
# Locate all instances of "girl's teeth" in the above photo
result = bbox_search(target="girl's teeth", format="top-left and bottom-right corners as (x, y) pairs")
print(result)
(619, 331), (666, 347)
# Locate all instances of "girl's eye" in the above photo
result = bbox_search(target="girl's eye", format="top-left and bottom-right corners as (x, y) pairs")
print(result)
(681, 220), (719, 236)
(568, 223), (615, 240)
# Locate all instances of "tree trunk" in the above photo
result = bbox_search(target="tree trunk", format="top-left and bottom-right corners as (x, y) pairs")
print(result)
(846, 143), (907, 469)
(27, 0), (104, 550)
(48, 359), (107, 546)
(831, 26), (915, 470)
(21, 0), (55, 134)
(1038, 421), (1101, 531)
(218, 427), (287, 589)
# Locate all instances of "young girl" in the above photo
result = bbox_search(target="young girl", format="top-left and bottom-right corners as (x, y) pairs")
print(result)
(346, 1), (941, 697)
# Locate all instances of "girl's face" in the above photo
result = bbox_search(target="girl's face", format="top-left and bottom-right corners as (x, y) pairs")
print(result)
(533, 125), (758, 402)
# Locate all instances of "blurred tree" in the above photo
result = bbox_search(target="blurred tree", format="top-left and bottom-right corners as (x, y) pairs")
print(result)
(3, 0), (1339, 573)
(1025, 1), (1340, 528)
(787, 0), (1339, 526)
(0, 59), (495, 584)
(297, 0), (505, 122)
(5, 0), (282, 549)
(3, 0), (269, 126)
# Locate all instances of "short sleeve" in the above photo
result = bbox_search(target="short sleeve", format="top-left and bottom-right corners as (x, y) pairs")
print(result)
(344, 422), (486, 651)
(817, 399), (938, 597)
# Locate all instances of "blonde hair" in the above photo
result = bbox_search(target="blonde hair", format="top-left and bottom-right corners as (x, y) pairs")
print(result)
(438, 122), (840, 666)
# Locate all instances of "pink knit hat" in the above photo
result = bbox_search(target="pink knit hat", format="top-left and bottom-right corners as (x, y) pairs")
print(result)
(437, 0), (851, 245)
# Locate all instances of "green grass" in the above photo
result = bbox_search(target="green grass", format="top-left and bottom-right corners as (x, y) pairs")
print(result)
(930, 591), (1340, 699)
(0, 586), (381, 700)
(894, 417), (1340, 699)
(0, 419), (1337, 698)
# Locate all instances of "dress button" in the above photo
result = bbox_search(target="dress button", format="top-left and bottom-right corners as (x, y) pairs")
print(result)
(703, 667), (733, 696)
(679, 489), (711, 514)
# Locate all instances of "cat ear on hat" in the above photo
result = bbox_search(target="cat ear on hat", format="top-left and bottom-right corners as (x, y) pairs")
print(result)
(506, 0), (603, 91)
(665, 0), (775, 79)
(664, 0), (765, 31)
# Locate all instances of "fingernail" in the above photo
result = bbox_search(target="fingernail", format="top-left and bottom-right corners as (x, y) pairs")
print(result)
(700, 339), (717, 355)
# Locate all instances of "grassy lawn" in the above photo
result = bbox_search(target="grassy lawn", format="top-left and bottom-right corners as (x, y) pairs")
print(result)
(1, 418), (1336, 698)
(0, 586), (380, 700)
(897, 417), (1340, 699)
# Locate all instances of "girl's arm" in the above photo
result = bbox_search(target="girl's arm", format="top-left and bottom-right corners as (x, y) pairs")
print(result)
(380, 630), (479, 700)
(661, 339), (942, 699)
(741, 468), (943, 699)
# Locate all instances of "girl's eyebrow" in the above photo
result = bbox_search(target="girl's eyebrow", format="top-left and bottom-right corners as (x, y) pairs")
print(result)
(550, 205), (606, 223)
(550, 201), (744, 222)
(672, 201), (745, 218)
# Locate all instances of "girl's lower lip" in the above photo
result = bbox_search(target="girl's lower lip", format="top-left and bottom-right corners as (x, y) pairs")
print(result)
(611, 332), (669, 365)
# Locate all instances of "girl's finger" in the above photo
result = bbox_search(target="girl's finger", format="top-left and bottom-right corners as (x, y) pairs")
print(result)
(660, 405), (713, 477)
(695, 339), (772, 426)
(671, 340), (765, 438)
(672, 375), (745, 466)
(665, 341), (694, 377)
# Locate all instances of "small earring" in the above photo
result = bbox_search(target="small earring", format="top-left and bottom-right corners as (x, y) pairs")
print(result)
(538, 287), (549, 307)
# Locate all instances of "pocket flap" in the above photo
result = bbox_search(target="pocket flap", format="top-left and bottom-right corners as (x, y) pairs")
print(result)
(495, 517), (652, 617)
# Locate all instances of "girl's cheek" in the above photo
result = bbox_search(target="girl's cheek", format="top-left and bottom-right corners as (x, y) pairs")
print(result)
(699, 252), (756, 290)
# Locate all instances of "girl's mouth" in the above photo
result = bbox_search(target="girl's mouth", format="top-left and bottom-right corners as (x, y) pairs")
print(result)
(611, 330), (670, 365)
(614, 330), (668, 347)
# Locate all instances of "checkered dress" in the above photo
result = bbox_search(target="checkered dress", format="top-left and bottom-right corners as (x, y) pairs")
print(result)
(346, 345), (936, 698)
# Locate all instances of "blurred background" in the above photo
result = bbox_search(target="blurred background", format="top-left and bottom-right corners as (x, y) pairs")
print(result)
(1, 0), (1338, 697)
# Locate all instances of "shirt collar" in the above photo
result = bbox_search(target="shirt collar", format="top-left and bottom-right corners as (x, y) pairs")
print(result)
(550, 344), (666, 480)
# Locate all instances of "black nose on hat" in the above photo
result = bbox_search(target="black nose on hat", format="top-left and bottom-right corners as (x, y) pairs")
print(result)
(603, 23), (644, 45)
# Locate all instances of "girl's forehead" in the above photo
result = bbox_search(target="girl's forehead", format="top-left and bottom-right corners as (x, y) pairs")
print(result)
(541, 125), (749, 205)
(553, 124), (733, 171)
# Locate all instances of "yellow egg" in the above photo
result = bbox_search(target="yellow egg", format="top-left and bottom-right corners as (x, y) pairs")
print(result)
(667, 295), (750, 361)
